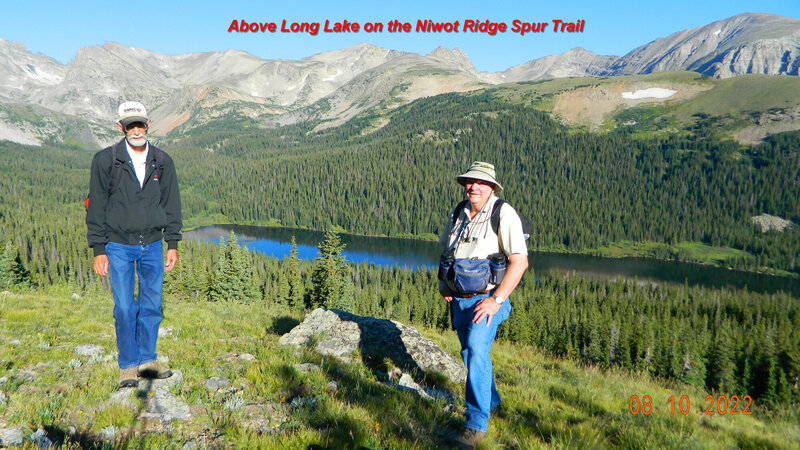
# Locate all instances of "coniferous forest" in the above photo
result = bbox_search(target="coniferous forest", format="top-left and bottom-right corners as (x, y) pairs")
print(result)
(0, 90), (798, 411)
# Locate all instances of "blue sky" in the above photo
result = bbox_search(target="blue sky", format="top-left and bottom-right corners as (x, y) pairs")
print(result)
(1, 0), (798, 72)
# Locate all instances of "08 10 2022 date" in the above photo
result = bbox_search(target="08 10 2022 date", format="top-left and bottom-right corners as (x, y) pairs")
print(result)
(628, 394), (753, 416)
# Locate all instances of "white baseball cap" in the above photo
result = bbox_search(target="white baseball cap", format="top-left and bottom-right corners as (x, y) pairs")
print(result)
(117, 101), (148, 127)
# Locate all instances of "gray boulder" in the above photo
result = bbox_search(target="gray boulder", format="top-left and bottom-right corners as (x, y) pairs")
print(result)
(0, 427), (24, 446)
(280, 308), (466, 383)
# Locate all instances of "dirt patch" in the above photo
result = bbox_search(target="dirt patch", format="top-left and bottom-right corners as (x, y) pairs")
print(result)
(552, 82), (711, 130)
(734, 107), (800, 144)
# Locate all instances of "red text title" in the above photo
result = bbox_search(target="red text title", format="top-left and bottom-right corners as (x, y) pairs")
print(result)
(227, 19), (585, 36)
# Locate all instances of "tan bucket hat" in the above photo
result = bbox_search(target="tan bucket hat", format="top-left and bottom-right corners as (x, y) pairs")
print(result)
(456, 161), (503, 193)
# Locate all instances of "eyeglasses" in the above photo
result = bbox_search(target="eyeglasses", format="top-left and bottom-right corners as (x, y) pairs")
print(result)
(124, 122), (148, 132)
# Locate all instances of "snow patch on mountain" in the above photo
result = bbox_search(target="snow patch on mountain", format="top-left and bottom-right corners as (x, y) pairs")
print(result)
(621, 88), (677, 99)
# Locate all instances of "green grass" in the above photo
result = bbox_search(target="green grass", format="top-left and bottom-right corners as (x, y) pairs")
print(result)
(2, 289), (797, 448)
(590, 240), (796, 277)
(593, 240), (746, 264)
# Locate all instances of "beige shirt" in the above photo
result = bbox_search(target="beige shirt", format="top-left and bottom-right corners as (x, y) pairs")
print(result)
(439, 195), (528, 259)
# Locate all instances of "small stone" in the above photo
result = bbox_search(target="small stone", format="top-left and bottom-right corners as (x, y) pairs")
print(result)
(9, 339), (21, 346)
(336, 356), (353, 365)
(100, 425), (118, 440)
(107, 389), (136, 408)
(67, 426), (77, 436)
(214, 352), (238, 362)
(328, 381), (339, 391)
(398, 373), (432, 399)
(30, 428), (53, 449)
(238, 353), (256, 362)
(144, 390), (191, 422)
(183, 440), (197, 449)
(158, 327), (174, 338)
(204, 377), (230, 392)
(0, 427), (24, 446)
(293, 363), (319, 373)
(13, 370), (39, 383)
(74, 344), (105, 357)
(72, 293), (81, 300)
(390, 367), (403, 380)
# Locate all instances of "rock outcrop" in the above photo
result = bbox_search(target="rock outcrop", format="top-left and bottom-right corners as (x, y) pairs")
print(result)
(751, 214), (797, 232)
(280, 308), (466, 383)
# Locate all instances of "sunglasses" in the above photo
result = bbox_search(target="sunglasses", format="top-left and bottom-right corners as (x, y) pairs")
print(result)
(124, 122), (148, 132)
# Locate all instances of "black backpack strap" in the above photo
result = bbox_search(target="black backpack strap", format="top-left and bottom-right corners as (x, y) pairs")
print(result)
(490, 199), (506, 235)
(451, 200), (470, 226)
(108, 144), (125, 195)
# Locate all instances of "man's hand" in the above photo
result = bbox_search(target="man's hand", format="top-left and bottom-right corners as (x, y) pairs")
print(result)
(93, 255), (109, 277)
(472, 297), (501, 326)
(165, 249), (178, 272)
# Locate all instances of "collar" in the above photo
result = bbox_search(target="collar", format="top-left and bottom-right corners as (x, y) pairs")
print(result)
(462, 195), (497, 220)
(123, 138), (152, 162)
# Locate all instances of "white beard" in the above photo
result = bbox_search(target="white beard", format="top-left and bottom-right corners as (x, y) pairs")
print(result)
(126, 135), (147, 147)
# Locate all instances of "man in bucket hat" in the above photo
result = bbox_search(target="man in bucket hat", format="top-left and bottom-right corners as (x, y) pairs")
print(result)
(87, 101), (182, 388)
(438, 161), (528, 448)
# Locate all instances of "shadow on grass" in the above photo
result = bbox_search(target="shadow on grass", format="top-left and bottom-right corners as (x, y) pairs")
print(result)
(275, 355), (461, 449)
(40, 377), (161, 448)
(267, 308), (469, 448)
(269, 315), (301, 335)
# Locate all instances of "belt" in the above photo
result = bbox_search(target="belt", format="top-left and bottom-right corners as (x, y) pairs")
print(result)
(459, 290), (490, 298)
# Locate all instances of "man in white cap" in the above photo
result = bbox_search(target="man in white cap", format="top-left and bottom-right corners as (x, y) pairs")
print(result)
(87, 101), (182, 388)
(438, 161), (528, 448)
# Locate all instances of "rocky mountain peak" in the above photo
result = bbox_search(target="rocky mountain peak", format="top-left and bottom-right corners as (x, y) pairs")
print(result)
(0, 13), (798, 147)
(610, 12), (800, 78)
(426, 46), (477, 74)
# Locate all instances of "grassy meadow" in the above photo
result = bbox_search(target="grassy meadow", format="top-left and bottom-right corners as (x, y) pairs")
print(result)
(1, 286), (798, 449)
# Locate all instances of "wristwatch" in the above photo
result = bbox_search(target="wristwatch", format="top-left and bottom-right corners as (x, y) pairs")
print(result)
(492, 295), (505, 305)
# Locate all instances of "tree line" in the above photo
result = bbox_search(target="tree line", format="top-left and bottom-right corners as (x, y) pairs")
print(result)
(0, 89), (798, 411)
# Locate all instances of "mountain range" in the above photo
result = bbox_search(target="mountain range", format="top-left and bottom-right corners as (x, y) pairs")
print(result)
(0, 12), (798, 147)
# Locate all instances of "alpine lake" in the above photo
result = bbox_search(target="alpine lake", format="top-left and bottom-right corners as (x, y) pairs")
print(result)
(184, 224), (800, 296)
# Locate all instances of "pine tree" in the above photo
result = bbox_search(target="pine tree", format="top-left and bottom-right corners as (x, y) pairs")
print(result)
(287, 236), (304, 310)
(311, 230), (354, 311)
(706, 321), (736, 392)
(208, 231), (260, 302)
(0, 242), (30, 290)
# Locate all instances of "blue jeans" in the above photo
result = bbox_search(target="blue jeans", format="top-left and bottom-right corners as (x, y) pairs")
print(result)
(452, 293), (512, 433)
(106, 241), (164, 369)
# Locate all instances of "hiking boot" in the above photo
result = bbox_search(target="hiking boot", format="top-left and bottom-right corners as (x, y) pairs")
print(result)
(453, 428), (485, 449)
(138, 361), (172, 379)
(119, 367), (139, 388)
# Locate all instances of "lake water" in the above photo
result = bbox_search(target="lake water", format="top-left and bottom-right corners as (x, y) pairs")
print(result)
(184, 225), (800, 296)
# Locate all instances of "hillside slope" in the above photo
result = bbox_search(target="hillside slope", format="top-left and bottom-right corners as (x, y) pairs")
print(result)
(0, 289), (796, 448)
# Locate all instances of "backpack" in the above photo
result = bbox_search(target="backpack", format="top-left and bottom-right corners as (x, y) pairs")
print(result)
(84, 144), (165, 211)
(451, 199), (532, 240)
